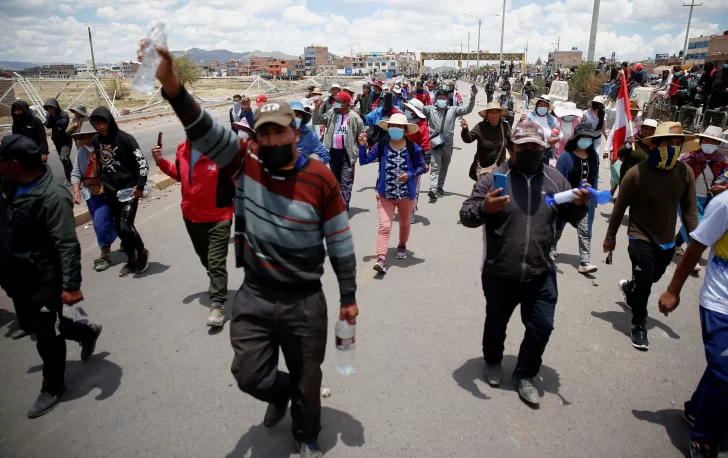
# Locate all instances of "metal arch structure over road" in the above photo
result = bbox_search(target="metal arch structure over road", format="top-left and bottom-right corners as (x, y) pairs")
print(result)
(419, 52), (525, 74)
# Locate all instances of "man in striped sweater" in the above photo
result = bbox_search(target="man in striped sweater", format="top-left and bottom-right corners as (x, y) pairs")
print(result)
(145, 44), (359, 458)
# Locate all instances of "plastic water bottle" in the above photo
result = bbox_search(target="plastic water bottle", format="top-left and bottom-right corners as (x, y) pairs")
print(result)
(80, 186), (92, 201)
(117, 184), (152, 203)
(335, 320), (356, 376)
(133, 22), (167, 94)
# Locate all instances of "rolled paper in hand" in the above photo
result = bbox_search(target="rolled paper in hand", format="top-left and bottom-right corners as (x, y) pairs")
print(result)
(545, 189), (577, 207)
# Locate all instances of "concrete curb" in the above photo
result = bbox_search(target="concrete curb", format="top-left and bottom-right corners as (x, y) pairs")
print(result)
(73, 171), (178, 227)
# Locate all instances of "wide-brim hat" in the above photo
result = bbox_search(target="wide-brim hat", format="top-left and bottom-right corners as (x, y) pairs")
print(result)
(402, 100), (426, 119)
(553, 101), (582, 118)
(71, 121), (97, 138)
(310, 87), (323, 96)
(695, 125), (728, 145)
(478, 100), (507, 117)
(288, 100), (312, 125)
(591, 95), (606, 106)
(533, 96), (552, 111)
(370, 80), (383, 89)
(642, 121), (696, 146)
(70, 104), (88, 117)
(629, 100), (640, 111)
(567, 122), (601, 142)
(642, 119), (658, 128)
(234, 117), (256, 134)
(377, 113), (418, 135)
(330, 83), (341, 90)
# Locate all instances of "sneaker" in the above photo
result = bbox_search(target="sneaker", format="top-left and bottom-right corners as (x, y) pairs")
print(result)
(513, 374), (540, 405)
(27, 386), (68, 418)
(484, 363), (502, 387)
(373, 258), (387, 273)
(692, 264), (702, 273)
(396, 245), (407, 259)
(689, 440), (718, 458)
(298, 441), (324, 458)
(81, 323), (102, 361)
(674, 246), (685, 257)
(618, 279), (631, 310)
(428, 190), (438, 201)
(135, 249), (150, 274)
(94, 257), (113, 272)
(263, 400), (288, 427)
(437, 187), (445, 196)
(206, 304), (226, 327)
(119, 261), (136, 277)
(549, 246), (558, 260)
(578, 263), (598, 274)
(10, 328), (29, 340)
(631, 325), (649, 350)
(411, 212), (416, 224)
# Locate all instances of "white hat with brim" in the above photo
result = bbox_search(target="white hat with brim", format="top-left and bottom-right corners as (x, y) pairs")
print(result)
(642, 122), (696, 147)
(393, 85), (402, 94)
(553, 101), (582, 118)
(591, 95), (606, 106)
(377, 113), (419, 135)
(695, 125), (728, 145)
(642, 119), (658, 128)
(330, 83), (341, 90)
(403, 100), (426, 119)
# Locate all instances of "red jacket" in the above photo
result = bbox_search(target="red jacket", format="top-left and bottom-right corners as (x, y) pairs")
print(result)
(407, 118), (432, 153)
(158, 141), (235, 223)
(413, 91), (432, 106)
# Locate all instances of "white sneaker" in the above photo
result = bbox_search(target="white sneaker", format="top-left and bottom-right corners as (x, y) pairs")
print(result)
(206, 304), (225, 327)
(618, 279), (631, 310)
(578, 263), (598, 274)
(692, 264), (701, 273)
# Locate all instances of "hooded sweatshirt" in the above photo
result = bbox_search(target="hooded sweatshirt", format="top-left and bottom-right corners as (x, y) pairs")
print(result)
(43, 98), (72, 147)
(11, 101), (49, 157)
(90, 107), (149, 195)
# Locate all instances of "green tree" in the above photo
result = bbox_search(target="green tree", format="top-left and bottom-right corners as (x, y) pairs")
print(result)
(568, 63), (607, 109)
(173, 54), (200, 86)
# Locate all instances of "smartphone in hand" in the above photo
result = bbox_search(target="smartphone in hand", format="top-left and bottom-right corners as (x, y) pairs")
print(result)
(471, 84), (478, 94)
(157, 132), (163, 146)
(493, 173), (508, 196)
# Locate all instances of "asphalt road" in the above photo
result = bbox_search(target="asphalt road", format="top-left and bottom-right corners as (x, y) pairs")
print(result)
(0, 82), (722, 458)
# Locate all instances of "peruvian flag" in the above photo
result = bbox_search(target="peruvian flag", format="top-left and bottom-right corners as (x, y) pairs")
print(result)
(611, 76), (633, 163)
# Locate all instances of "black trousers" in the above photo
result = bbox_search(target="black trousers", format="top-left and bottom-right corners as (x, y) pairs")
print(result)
(106, 197), (145, 261)
(625, 238), (674, 325)
(230, 282), (327, 443)
(14, 296), (95, 394)
(482, 268), (558, 379)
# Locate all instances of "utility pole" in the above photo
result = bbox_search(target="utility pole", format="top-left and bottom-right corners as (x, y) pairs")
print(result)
(551, 36), (560, 71)
(499, 0), (506, 64)
(681, 0), (702, 65)
(467, 32), (471, 71)
(477, 19), (482, 71)
(88, 26), (100, 107)
(587, 0), (600, 62)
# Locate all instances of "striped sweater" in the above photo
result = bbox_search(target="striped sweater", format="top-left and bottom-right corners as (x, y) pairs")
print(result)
(164, 87), (357, 304)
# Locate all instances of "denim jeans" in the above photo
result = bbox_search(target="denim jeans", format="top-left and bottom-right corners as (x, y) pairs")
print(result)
(685, 307), (728, 446)
(482, 268), (558, 379)
(329, 148), (355, 211)
(554, 213), (591, 264)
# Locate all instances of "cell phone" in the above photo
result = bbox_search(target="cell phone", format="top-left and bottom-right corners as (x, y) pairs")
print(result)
(471, 84), (478, 94)
(157, 132), (163, 146)
(493, 173), (508, 197)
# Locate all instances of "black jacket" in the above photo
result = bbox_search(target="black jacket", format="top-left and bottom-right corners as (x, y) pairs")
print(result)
(460, 161), (588, 281)
(709, 69), (727, 109)
(0, 165), (81, 300)
(43, 98), (72, 147)
(11, 101), (49, 156)
(90, 107), (149, 195)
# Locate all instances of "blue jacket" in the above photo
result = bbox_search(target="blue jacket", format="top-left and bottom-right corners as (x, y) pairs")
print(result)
(554, 148), (599, 237)
(363, 106), (403, 126)
(296, 124), (330, 164)
(358, 139), (426, 200)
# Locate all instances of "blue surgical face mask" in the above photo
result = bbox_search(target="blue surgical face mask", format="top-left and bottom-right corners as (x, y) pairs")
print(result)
(537, 107), (548, 116)
(388, 127), (405, 141)
(724, 64), (728, 70)
(577, 138), (593, 150)
(562, 115), (574, 122)
(333, 102), (342, 109)
(436, 99), (447, 109)
(405, 111), (416, 121)
(674, 72), (681, 77)
(295, 118), (302, 128)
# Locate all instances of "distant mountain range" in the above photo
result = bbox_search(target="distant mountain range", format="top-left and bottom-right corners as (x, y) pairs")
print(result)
(171, 48), (301, 64)
(0, 61), (116, 71)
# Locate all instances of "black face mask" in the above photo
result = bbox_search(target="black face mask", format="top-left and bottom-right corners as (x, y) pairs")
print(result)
(259, 144), (294, 170)
(514, 149), (544, 174)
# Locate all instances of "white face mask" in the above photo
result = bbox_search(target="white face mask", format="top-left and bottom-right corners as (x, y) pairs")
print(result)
(701, 143), (718, 155)
(238, 130), (249, 140)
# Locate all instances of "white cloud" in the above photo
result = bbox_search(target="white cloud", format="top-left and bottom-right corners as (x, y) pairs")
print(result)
(652, 22), (679, 32)
(281, 4), (327, 25)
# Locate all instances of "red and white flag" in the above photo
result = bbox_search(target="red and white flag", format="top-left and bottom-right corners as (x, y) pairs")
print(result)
(611, 76), (633, 163)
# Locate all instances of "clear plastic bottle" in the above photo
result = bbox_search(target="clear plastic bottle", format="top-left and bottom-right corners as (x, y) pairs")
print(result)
(133, 22), (167, 94)
(117, 184), (152, 203)
(335, 320), (356, 376)
(80, 186), (92, 201)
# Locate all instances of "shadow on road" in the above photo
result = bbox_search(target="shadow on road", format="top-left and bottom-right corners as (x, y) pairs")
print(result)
(224, 406), (365, 457)
(600, 211), (628, 226)
(452, 356), (572, 406)
(356, 186), (375, 193)
(348, 207), (370, 219)
(362, 248), (425, 269)
(631, 409), (689, 456)
(133, 262), (171, 278)
(27, 351), (122, 401)
(1, 309), (18, 337)
(412, 214), (431, 226)
(591, 301), (680, 340)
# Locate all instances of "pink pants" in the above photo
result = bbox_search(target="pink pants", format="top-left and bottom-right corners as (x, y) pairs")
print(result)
(376, 195), (415, 259)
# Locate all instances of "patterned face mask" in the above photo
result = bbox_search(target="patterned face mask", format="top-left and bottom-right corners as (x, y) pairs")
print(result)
(647, 143), (681, 170)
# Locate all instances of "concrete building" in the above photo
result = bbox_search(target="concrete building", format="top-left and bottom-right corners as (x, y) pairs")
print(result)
(685, 35), (711, 66)
(358, 51), (401, 76)
(547, 50), (583, 69)
(267, 60), (287, 76)
(304, 45), (329, 74)
(706, 30), (728, 66)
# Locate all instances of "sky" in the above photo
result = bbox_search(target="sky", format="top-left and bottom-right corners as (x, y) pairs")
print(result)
(1, 0), (727, 66)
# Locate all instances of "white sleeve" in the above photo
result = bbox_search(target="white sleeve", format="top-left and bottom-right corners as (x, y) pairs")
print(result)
(690, 198), (728, 247)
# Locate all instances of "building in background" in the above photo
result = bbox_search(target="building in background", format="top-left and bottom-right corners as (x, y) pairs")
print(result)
(547, 50), (583, 69)
(706, 30), (728, 66)
(358, 51), (401, 76)
(267, 60), (287, 76)
(304, 45), (329, 75)
(686, 36), (711, 66)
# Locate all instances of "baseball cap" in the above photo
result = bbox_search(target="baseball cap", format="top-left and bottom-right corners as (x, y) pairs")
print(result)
(0, 134), (42, 162)
(334, 92), (352, 105)
(253, 102), (296, 130)
(510, 121), (549, 148)
(370, 80), (383, 88)
(255, 95), (268, 106)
